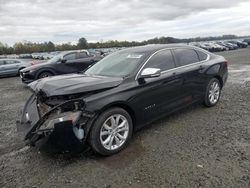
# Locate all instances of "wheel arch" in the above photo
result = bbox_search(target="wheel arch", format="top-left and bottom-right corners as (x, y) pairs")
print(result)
(17, 67), (26, 75)
(36, 68), (56, 79)
(214, 75), (223, 88)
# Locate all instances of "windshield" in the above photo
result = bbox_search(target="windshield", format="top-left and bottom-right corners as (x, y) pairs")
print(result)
(47, 54), (62, 64)
(85, 51), (146, 77)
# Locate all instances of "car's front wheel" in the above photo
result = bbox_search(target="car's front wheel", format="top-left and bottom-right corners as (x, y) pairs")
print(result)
(89, 108), (133, 156)
(204, 78), (221, 107)
(38, 71), (54, 79)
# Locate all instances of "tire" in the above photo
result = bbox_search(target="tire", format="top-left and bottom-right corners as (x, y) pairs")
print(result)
(89, 107), (133, 156)
(38, 71), (53, 79)
(204, 78), (221, 107)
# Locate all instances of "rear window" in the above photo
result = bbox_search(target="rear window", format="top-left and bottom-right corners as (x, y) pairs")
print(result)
(196, 50), (208, 61)
(173, 49), (199, 67)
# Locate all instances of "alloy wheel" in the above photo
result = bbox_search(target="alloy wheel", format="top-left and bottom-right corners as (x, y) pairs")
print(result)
(208, 81), (220, 104)
(40, 73), (50, 78)
(100, 114), (129, 151)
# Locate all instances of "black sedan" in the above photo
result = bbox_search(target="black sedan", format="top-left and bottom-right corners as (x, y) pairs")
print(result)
(17, 44), (228, 155)
(20, 50), (101, 83)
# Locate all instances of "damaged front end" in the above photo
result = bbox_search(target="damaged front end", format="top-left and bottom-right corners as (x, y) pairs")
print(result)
(16, 93), (95, 150)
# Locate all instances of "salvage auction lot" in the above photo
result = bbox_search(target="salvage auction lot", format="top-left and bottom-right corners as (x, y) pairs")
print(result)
(1, 48), (250, 187)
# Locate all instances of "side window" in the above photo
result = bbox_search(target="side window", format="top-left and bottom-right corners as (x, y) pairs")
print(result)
(174, 49), (199, 67)
(15, 60), (21, 64)
(195, 50), (208, 61)
(77, 52), (89, 59)
(5, 60), (18, 64)
(144, 50), (175, 71)
(64, 53), (76, 61)
(0, 60), (5, 66)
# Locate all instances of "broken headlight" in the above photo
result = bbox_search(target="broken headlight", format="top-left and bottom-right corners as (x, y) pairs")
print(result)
(40, 111), (82, 130)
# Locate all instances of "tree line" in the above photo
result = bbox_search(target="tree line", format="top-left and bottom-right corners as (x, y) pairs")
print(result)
(0, 35), (243, 55)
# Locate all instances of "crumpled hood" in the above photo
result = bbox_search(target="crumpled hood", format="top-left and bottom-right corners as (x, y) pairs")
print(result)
(28, 74), (123, 97)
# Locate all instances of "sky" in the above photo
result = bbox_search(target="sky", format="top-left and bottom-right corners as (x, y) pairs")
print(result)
(0, 0), (250, 45)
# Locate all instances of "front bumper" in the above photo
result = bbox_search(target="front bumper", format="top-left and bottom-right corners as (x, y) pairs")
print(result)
(16, 95), (95, 150)
(20, 71), (36, 84)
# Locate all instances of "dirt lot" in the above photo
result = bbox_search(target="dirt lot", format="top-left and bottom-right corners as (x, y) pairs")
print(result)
(0, 48), (250, 188)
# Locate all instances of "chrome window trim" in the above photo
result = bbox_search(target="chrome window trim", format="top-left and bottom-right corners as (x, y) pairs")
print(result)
(135, 47), (210, 80)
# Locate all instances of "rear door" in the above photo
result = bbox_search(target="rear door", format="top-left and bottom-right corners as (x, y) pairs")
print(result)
(172, 48), (208, 101)
(74, 51), (95, 71)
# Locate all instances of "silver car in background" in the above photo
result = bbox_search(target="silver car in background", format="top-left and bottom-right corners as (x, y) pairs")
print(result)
(0, 59), (32, 77)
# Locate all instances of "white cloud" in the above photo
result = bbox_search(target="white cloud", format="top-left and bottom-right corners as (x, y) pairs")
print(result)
(0, 0), (249, 45)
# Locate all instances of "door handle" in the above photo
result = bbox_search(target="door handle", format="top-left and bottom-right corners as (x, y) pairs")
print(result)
(172, 72), (179, 78)
(199, 65), (204, 70)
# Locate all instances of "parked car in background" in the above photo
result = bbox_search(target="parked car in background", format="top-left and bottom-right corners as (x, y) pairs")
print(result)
(20, 50), (102, 83)
(243, 39), (250, 45)
(19, 54), (32, 59)
(216, 41), (235, 50)
(224, 42), (239, 50)
(17, 44), (228, 155)
(211, 43), (227, 51)
(0, 59), (32, 77)
(42, 53), (52, 60)
(199, 43), (224, 52)
(200, 43), (213, 51)
(227, 40), (248, 48)
(191, 43), (210, 51)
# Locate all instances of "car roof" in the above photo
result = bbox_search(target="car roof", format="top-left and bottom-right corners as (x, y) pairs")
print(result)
(120, 44), (195, 55)
(60, 50), (89, 55)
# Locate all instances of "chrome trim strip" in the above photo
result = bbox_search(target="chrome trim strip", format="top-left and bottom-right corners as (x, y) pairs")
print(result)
(135, 47), (210, 80)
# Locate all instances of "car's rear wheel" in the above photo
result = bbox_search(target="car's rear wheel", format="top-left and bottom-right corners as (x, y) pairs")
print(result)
(38, 71), (53, 79)
(89, 108), (133, 156)
(204, 78), (221, 107)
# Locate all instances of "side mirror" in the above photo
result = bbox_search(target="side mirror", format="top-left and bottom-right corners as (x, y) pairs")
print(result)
(139, 68), (161, 79)
(61, 59), (67, 63)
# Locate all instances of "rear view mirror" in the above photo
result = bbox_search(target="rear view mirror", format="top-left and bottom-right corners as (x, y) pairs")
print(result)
(139, 68), (161, 79)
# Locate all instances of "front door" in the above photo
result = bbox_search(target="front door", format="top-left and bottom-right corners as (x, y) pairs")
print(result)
(55, 52), (94, 74)
(54, 52), (79, 74)
(131, 49), (186, 124)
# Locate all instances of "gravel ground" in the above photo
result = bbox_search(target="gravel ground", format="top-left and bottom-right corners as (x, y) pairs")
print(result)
(0, 48), (250, 188)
